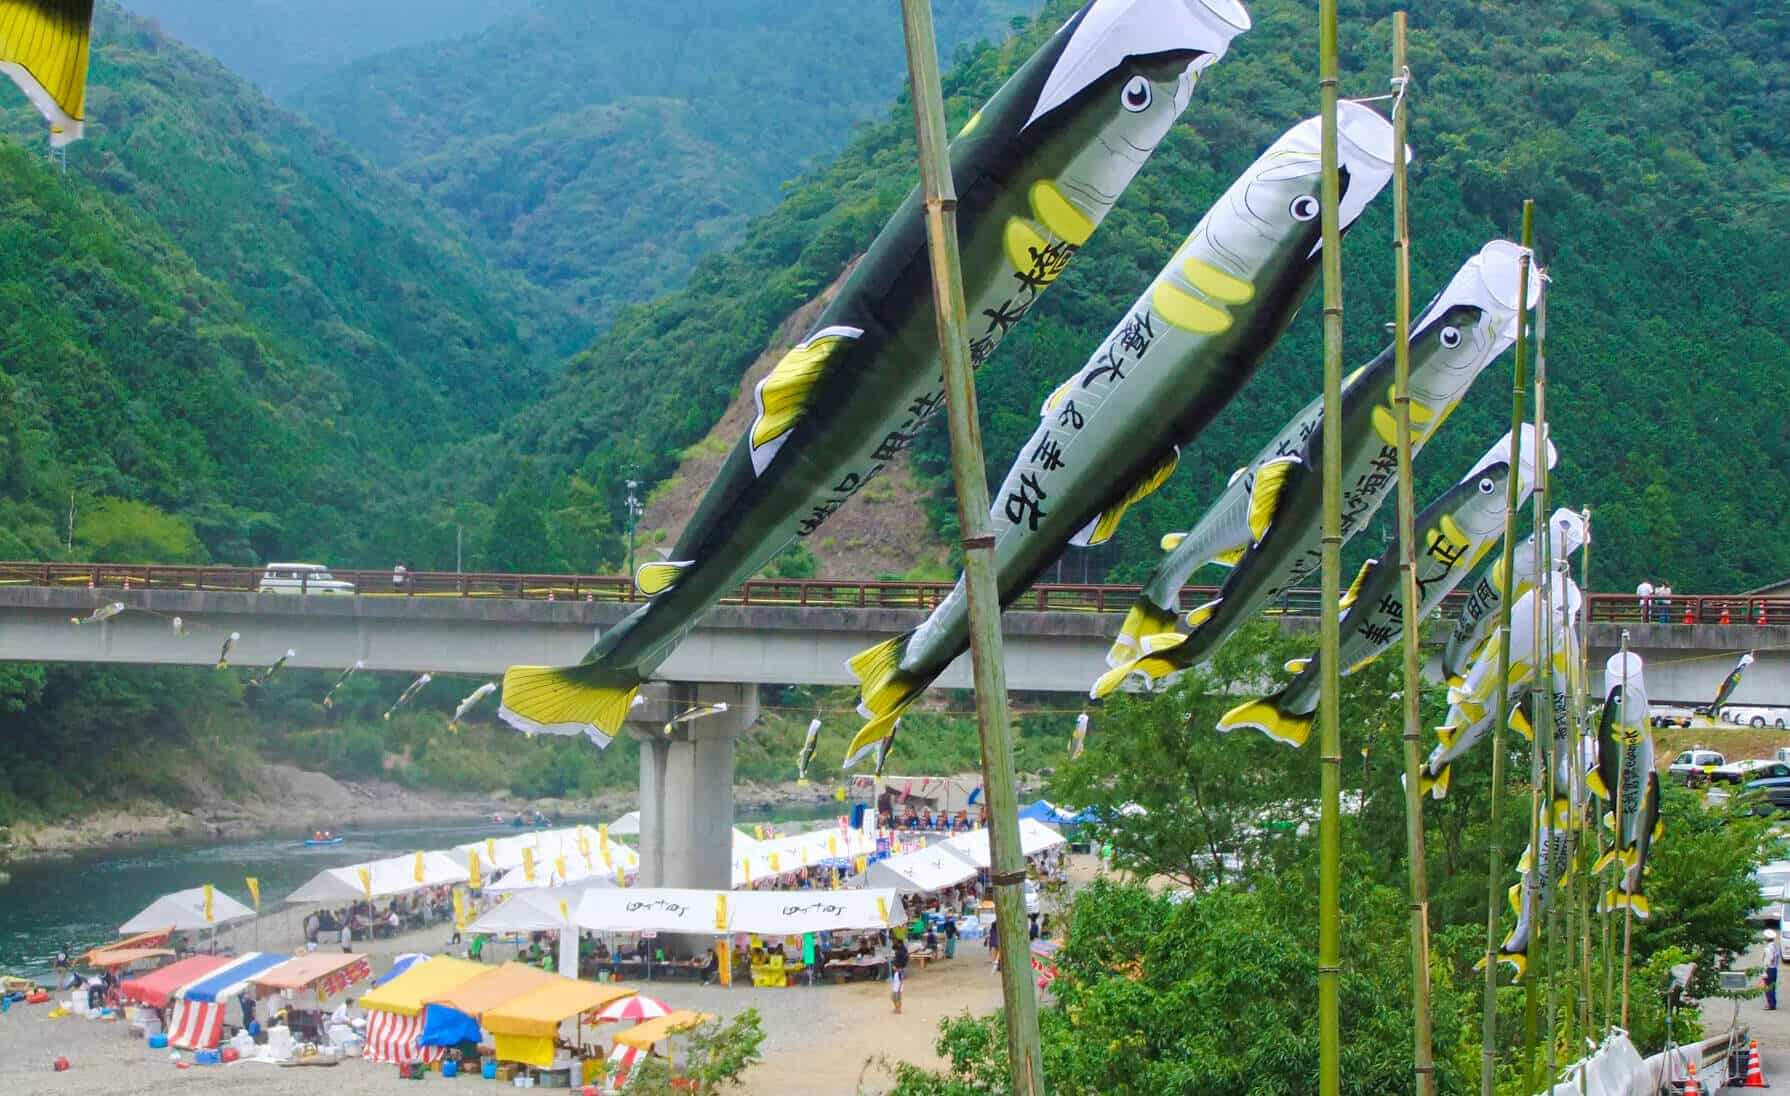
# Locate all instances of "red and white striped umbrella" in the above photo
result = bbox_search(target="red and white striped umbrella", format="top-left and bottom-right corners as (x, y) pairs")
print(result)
(597, 994), (672, 1022)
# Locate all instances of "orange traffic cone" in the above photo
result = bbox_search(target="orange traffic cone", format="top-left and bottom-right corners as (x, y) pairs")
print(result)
(1746, 1039), (1767, 1087)
(1720, 604), (1733, 625)
(1682, 1060), (1701, 1095)
(1683, 605), (1694, 624)
(1757, 602), (1769, 626)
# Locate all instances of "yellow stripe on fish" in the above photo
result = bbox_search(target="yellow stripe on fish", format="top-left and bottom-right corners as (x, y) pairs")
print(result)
(1151, 281), (1232, 334)
(1181, 257), (1254, 305)
(1028, 181), (1094, 246)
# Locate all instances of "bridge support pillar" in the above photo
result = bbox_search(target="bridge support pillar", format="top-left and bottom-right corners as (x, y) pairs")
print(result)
(630, 682), (759, 891)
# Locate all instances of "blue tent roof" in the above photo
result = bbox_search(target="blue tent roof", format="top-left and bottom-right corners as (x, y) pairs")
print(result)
(1018, 799), (1095, 826)
(178, 952), (291, 1002)
(419, 1003), (484, 1048)
(373, 953), (427, 988)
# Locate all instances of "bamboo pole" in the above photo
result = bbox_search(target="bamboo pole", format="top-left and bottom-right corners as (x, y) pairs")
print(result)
(1480, 200), (1534, 1096)
(1577, 507), (1595, 1055)
(896, 4), (1045, 1091)
(1388, 14), (1436, 1094)
(1619, 632), (1635, 1030)
(1316, 0), (1345, 1091)
(1534, 289), (1564, 1089)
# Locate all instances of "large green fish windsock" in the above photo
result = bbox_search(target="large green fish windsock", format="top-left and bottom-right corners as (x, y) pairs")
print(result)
(0, 0), (94, 146)
(1218, 427), (1538, 746)
(1592, 652), (1659, 918)
(1093, 240), (1545, 705)
(1702, 650), (1755, 716)
(1418, 572), (1577, 798)
(1441, 507), (1587, 685)
(841, 102), (1395, 759)
(1106, 240), (1540, 670)
(499, 0), (1252, 745)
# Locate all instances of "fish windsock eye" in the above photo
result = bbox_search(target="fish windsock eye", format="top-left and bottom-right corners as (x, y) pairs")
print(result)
(1440, 326), (1463, 349)
(1289, 195), (1320, 222)
(1477, 477), (1496, 494)
(1121, 76), (1152, 113)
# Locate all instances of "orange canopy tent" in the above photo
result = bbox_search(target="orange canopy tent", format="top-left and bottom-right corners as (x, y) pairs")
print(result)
(85, 929), (173, 963)
(86, 947), (175, 970)
(249, 952), (370, 1002)
(481, 979), (637, 1068)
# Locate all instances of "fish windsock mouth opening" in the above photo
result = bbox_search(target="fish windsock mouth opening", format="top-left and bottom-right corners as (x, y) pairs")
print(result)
(1024, 0), (1252, 129)
(1473, 239), (1545, 329)
(1272, 101), (1400, 240)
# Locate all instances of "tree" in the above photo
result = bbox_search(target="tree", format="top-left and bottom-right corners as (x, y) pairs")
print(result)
(74, 498), (206, 563)
(482, 475), (563, 573)
(621, 1009), (766, 1094)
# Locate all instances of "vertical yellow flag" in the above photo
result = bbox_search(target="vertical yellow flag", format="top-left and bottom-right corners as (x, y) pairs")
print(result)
(598, 824), (612, 868)
(713, 894), (729, 931)
(830, 873), (840, 892)
(522, 847), (536, 883)
(827, 835), (838, 857)
(485, 838), (497, 864)
(854, 855), (867, 874)
(876, 896), (889, 926)
(555, 855), (568, 882)
(245, 877), (261, 910)
(769, 852), (781, 873)
(202, 883), (215, 923)
(740, 858), (751, 885)
(358, 867), (373, 900)
(754, 824), (765, 840)
(468, 851), (483, 891)
(414, 851), (426, 883)
(558, 899), (570, 923)
(716, 942), (732, 987)
(452, 888), (468, 931)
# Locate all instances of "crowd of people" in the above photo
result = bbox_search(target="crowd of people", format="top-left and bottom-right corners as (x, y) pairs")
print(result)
(1636, 578), (1676, 623)
(301, 889), (455, 952)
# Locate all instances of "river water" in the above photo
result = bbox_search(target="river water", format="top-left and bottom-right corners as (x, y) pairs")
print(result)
(0, 805), (837, 979)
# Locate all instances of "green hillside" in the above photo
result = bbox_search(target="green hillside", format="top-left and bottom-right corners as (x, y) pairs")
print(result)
(293, 0), (1035, 325)
(503, 0), (1790, 592)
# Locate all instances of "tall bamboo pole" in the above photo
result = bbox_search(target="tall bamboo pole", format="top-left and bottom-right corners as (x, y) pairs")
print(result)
(896, 4), (1044, 1091)
(1534, 290), (1565, 1089)
(1316, 0), (1346, 1091)
(1577, 507), (1595, 1054)
(1618, 632), (1636, 1031)
(1480, 200), (1534, 1096)
(1388, 15), (1436, 1094)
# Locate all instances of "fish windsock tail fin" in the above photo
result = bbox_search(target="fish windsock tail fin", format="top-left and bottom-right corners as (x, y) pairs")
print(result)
(1585, 769), (1611, 800)
(500, 662), (642, 746)
(1107, 602), (1182, 668)
(1216, 691), (1313, 748)
(1419, 763), (1452, 800)
(1590, 846), (1617, 875)
(842, 711), (901, 771)
(1091, 638), (1188, 700)
(1497, 949), (1529, 982)
(1600, 889), (1651, 918)
(847, 633), (935, 722)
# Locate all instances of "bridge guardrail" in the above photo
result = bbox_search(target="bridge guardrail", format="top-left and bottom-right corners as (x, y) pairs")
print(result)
(1, 562), (1785, 625)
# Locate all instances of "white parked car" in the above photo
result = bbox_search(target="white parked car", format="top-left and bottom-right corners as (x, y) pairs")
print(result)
(1667, 748), (1725, 785)
(257, 563), (355, 595)
(1721, 706), (1789, 729)
(1752, 860), (1790, 928)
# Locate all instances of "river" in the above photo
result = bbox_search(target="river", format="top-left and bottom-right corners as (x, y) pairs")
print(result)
(0, 805), (838, 979)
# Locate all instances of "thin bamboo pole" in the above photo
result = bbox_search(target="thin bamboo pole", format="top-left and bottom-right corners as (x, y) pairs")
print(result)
(1316, 0), (1345, 1091)
(1534, 290), (1564, 1089)
(896, 4), (1045, 1091)
(1619, 632), (1635, 1030)
(1480, 200), (1534, 1096)
(1388, 14), (1436, 1094)
(1577, 507), (1595, 1055)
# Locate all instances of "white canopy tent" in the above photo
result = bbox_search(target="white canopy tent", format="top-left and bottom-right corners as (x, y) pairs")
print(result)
(862, 847), (979, 895)
(486, 855), (622, 893)
(608, 811), (641, 836)
(941, 818), (1066, 870)
(464, 888), (581, 934)
(449, 826), (638, 876)
(724, 889), (898, 935)
(575, 888), (720, 935)
(285, 850), (469, 904)
(732, 826), (874, 887)
(120, 886), (255, 933)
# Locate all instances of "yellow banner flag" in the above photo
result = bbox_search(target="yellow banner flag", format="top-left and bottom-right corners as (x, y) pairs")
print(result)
(202, 883), (215, 923)
(769, 852), (781, 873)
(579, 828), (593, 857)
(452, 888), (468, 931)
(876, 896), (889, 925)
(827, 836), (837, 857)
(358, 867), (373, 900)
(854, 855), (867, 874)
(716, 942), (732, 987)
(468, 851), (483, 891)
(522, 847), (536, 883)
(740, 858), (750, 886)
(754, 824), (765, 840)
(830, 874), (840, 892)
(245, 877), (261, 910)
(801, 847), (810, 866)
(555, 856), (568, 882)
(559, 899), (570, 923)
(485, 838), (497, 864)
(599, 825), (613, 867)
(414, 851), (426, 883)
(713, 894), (729, 931)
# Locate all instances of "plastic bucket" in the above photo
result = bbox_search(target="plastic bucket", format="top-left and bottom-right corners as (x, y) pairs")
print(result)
(483, 1060), (499, 1080)
(442, 1060), (459, 1078)
(147, 1033), (168, 1049)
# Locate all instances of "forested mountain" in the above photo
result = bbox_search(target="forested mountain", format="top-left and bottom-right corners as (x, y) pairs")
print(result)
(501, 0), (1790, 592)
(293, 0), (1036, 325)
(116, 0), (534, 99)
(0, 6), (580, 566)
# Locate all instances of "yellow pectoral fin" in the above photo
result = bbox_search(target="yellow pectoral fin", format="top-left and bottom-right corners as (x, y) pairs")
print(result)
(1029, 180), (1094, 246)
(1214, 546), (1245, 568)
(1004, 218), (1059, 285)
(1586, 770), (1611, 799)
(1185, 598), (1221, 630)
(1435, 724), (1459, 750)
(1507, 882), (1524, 914)
(1216, 698), (1313, 748)
(1509, 707), (1533, 741)
(1152, 280), (1232, 334)
(1160, 532), (1186, 552)
(1041, 378), (1075, 415)
(1284, 657), (1312, 675)
(1091, 647), (1185, 699)
(1082, 449), (1180, 546)
(1181, 257), (1253, 305)
(636, 560), (692, 596)
(750, 329), (859, 453)
(1339, 559), (1375, 611)
(1247, 458), (1300, 543)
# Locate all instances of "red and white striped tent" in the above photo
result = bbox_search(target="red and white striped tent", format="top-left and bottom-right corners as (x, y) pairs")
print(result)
(606, 1042), (643, 1089)
(355, 956), (486, 1065)
(365, 1009), (435, 1066)
(595, 994), (671, 1023)
(167, 952), (292, 1050)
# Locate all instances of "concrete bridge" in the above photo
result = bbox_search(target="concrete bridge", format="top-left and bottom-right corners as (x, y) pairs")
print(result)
(5, 564), (1788, 889)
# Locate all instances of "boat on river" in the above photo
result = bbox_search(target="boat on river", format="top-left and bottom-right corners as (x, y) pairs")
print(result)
(302, 831), (343, 847)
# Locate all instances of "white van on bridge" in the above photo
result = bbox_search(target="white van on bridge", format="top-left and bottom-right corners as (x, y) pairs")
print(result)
(256, 563), (355, 595)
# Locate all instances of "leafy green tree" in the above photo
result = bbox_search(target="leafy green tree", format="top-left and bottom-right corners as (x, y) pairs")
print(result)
(620, 1008), (766, 1094)
(74, 498), (206, 563)
(483, 476), (564, 574)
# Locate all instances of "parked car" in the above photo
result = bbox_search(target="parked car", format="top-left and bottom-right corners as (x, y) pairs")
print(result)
(1667, 748), (1725, 785)
(1650, 706), (1694, 729)
(1743, 772), (1790, 815)
(1720, 705), (1789, 729)
(257, 563), (355, 595)
(1710, 759), (1790, 786)
(1751, 859), (1790, 926)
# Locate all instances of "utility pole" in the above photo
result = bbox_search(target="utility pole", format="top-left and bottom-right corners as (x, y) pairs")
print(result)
(897, 2), (1045, 1092)
(624, 478), (643, 584)
(456, 524), (463, 573)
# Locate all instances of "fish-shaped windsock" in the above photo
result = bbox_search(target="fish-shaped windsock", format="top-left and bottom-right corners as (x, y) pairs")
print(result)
(171, 616), (187, 636)
(251, 649), (297, 688)
(1094, 243), (1545, 705)
(844, 717), (900, 773)
(1418, 575), (1578, 798)
(1591, 652), (1659, 918)
(1070, 712), (1090, 759)
(1442, 508), (1587, 685)
(1489, 802), (1576, 980)
(450, 682), (497, 728)
(498, 0), (1253, 746)
(844, 104), (1397, 755)
(0, 0), (94, 147)
(215, 631), (240, 669)
(1218, 428), (1538, 746)
(1702, 650), (1755, 717)
(1111, 240), (1540, 667)
(70, 601), (125, 626)
(322, 660), (365, 708)
(384, 673), (432, 721)
(796, 718), (823, 784)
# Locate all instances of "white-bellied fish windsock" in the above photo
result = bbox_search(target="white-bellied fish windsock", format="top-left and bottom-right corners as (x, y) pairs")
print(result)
(1109, 240), (1539, 671)
(1095, 244), (1545, 707)
(1219, 428), (1540, 746)
(499, 0), (1253, 746)
(215, 631), (240, 669)
(1418, 574), (1578, 798)
(450, 682), (497, 728)
(1441, 507), (1587, 684)
(1070, 712), (1089, 759)
(843, 103), (1396, 757)
(171, 616), (186, 635)
(0, 1), (94, 146)
(1488, 800), (1576, 981)
(251, 649), (296, 688)
(322, 660), (365, 709)
(70, 601), (124, 626)
(384, 673), (432, 721)
(1591, 651), (1658, 918)
(1703, 650), (1755, 716)
(796, 718), (823, 784)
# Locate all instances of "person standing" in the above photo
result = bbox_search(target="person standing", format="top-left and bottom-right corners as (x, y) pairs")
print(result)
(339, 920), (353, 954)
(1766, 930), (1782, 1011)
(1636, 578), (1654, 621)
(1656, 579), (1673, 624)
(392, 561), (408, 591)
(890, 938), (909, 1014)
(942, 915), (958, 960)
(987, 918), (1000, 974)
